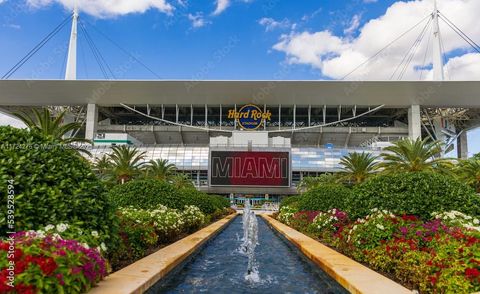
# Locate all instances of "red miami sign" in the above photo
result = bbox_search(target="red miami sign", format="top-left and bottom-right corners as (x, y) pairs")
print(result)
(210, 151), (290, 187)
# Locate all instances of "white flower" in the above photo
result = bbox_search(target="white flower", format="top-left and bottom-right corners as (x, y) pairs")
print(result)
(81, 243), (90, 249)
(474, 219), (479, 225)
(56, 223), (69, 233)
(91, 231), (99, 238)
(36, 230), (46, 239)
(45, 225), (55, 231)
(376, 224), (385, 230)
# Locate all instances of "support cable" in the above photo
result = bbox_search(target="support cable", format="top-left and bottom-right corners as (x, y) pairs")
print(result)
(83, 20), (162, 79)
(390, 17), (432, 80)
(79, 31), (89, 78)
(419, 24), (433, 80)
(397, 18), (432, 80)
(79, 21), (116, 79)
(340, 14), (432, 80)
(439, 13), (480, 53)
(79, 22), (110, 79)
(2, 13), (73, 79)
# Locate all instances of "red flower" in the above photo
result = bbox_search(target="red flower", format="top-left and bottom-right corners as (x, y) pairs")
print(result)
(0, 242), (9, 251)
(16, 283), (36, 294)
(429, 275), (437, 285)
(36, 257), (58, 275)
(401, 215), (418, 222)
(465, 268), (480, 280)
(466, 236), (478, 247)
(14, 260), (29, 274)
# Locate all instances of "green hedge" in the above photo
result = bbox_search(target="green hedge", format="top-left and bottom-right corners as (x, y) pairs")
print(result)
(298, 184), (353, 212)
(280, 196), (303, 209)
(108, 179), (229, 214)
(0, 127), (118, 246)
(209, 194), (231, 209)
(350, 172), (480, 219)
(108, 179), (183, 209)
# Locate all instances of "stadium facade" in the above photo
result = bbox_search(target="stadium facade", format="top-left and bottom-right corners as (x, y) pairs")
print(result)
(1, 4), (480, 201)
(1, 80), (480, 199)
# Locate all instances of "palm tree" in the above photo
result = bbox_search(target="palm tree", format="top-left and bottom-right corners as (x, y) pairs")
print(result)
(170, 173), (194, 189)
(108, 145), (146, 184)
(457, 158), (480, 193)
(379, 138), (454, 173)
(93, 155), (113, 181)
(339, 152), (379, 184)
(145, 159), (177, 181)
(14, 108), (91, 145)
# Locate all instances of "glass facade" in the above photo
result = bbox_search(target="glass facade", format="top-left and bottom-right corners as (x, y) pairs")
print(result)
(89, 146), (381, 172)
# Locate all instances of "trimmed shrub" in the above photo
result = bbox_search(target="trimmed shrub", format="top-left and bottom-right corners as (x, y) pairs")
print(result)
(209, 194), (230, 208)
(178, 188), (218, 214)
(0, 127), (118, 246)
(280, 195), (303, 209)
(298, 184), (353, 212)
(108, 179), (228, 214)
(351, 172), (480, 219)
(108, 179), (183, 209)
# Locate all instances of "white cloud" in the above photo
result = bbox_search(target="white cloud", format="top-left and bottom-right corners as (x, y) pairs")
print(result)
(3, 23), (21, 29)
(212, 0), (229, 16)
(344, 14), (361, 35)
(259, 18), (293, 32)
(26, 0), (174, 18)
(273, 0), (480, 80)
(0, 0), (6, 4)
(440, 53), (480, 80)
(188, 12), (209, 28)
(212, 0), (252, 16)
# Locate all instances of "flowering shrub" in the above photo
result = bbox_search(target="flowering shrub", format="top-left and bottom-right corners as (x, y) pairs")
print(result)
(112, 205), (207, 266)
(181, 206), (207, 233)
(37, 223), (108, 254)
(277, 206), (297, 226)
(432, 210), (480, 232)
(309, 209), (349, 233)
(0, 231), (107, 293)
(345, 209), (398, 254)
(289, 211), (319, 230)
(308, 209), (349, 245)
(277, 207), (480, 293)
(119, 205), (206, 241)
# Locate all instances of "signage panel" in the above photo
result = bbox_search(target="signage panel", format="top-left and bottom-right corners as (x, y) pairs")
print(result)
(210, 151), (290, 187)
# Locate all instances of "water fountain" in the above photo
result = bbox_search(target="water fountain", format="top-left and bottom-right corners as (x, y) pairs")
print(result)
(241, 199), (259, 282)
(154, 198), (347, 293)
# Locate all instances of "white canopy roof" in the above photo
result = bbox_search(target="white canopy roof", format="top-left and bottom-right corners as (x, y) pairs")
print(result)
(0, 80), (479, 107)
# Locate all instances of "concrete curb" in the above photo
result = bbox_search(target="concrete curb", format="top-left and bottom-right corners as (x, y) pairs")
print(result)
(88, 213), (238, 294)
(261, 214), (411, 294)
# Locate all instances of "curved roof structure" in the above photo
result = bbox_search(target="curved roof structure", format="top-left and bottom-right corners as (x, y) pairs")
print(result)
(0, 80), (480, 107)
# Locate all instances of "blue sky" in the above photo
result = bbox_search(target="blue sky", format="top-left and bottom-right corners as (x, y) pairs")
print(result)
(0, 0), (399, 80)
(0, 0), (479, 155)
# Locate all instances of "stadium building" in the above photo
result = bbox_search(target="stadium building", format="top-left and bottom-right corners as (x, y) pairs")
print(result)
(1, 4), (479, 202)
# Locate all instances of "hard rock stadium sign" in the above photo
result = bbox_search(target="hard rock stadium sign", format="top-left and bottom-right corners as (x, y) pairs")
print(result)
(227, 104), (272, 130)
